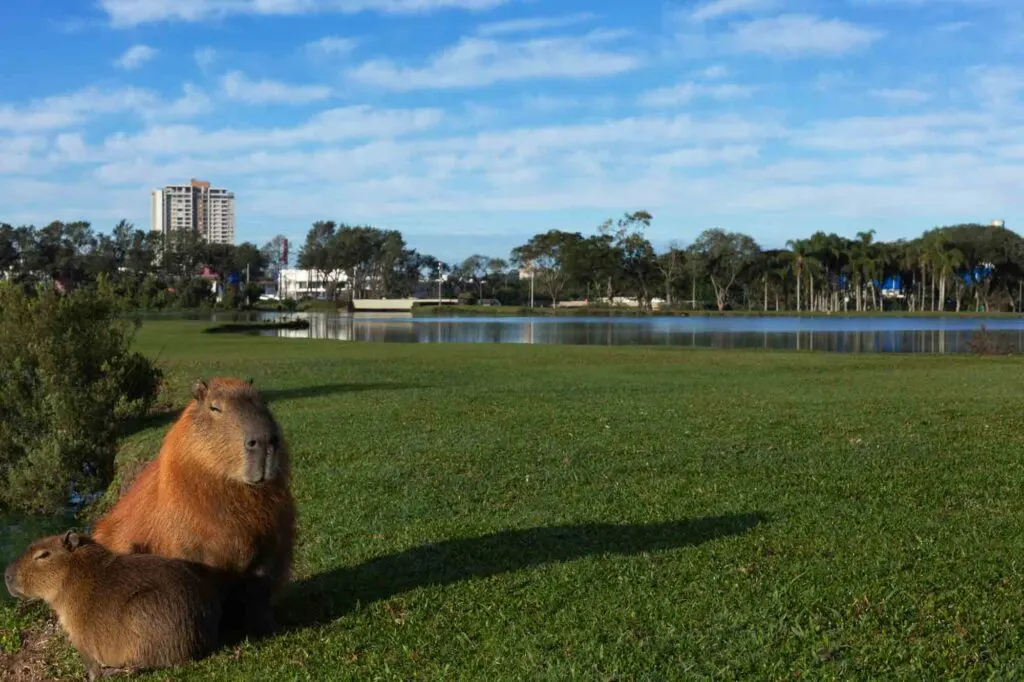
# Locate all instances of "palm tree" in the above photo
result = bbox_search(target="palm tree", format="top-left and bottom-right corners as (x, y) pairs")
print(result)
(785, 238), (820, 312)
(849, 230), (878, 311)
(931, 238), (964, 312)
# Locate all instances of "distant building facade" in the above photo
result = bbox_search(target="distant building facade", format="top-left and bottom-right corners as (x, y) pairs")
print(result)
(274, 268), (350, 300)
(151, 178), (235, 245)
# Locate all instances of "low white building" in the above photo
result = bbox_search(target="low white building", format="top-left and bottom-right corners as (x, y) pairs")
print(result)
(274, 268), (349, 300)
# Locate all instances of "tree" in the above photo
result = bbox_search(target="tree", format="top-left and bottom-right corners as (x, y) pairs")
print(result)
(297, 221), (347, 299)
(690, 228), (759, 311)
(232, 242), (267, 282)
(656, 243), (685, 307)
(611, 211), (657, 311)
(460, 254), (490, 298)
(785, 238), (812, 312)
(260, 235), (290, 281)
(510, 230), (584, 307)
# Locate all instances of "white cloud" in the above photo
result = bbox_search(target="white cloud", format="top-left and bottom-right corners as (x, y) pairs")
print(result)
(0, 136), (47, 174)
(0, 81), (214, 135)
(727, 14), (883, 57)
(52, 133), (90, 163)
(115, 44), (157, 70)
(194, 47), (218, 70)
(967, 65), (1024, 108)
(649, 145), (760, 168)
(99, 105), (445, 160)
(476, 12), (596, 36)
(870, 88), (932, 105)
(306, 36), (358, 56)
(0, 86), (158, 132)
(794, 112), (1018, 152)
(100, 0), (511, 27)
(221, 71), (333, 104)
(688, 0), (775, 23)
(699, 65), (729, 79)
(349, 31), (642, 90)
(639, 82), (756, 108)
(155, 83), (215, 120)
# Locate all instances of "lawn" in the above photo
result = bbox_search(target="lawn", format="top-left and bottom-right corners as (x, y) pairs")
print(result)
(6, 319), (1024, 679)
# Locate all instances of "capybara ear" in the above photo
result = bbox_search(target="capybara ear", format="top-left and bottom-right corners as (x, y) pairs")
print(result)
(62, 530), (81, 551)
(192, 379), (209, 402)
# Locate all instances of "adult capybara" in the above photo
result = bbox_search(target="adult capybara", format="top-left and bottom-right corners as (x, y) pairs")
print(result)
(4, 530), (223, 681)
(90, 376), (295, 637)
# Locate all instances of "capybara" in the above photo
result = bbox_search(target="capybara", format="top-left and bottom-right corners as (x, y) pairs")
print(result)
(4, 530), (223, 681)
(90, 376), (295, 637)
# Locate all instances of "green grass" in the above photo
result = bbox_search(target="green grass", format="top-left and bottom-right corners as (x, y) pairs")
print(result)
(7, 320), (1024, 679)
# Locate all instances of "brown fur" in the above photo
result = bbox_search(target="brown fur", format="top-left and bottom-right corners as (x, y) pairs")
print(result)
(4, 531), (223, 681)
(90, 376), (296, 636)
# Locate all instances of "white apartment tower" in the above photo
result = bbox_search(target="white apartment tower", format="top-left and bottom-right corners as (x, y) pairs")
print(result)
(150, 178), (235, 245)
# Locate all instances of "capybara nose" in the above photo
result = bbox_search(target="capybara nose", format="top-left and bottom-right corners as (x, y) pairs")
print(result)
(4, 564), (17, 596)
(245, 433), (278, 453)
(245, 433), (277, 455)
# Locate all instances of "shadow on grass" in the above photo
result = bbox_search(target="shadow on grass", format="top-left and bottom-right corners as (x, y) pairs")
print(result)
(202, 320), (311, 334)
(279, 512), (769, 632)
(118, 408), (180, 438)
(118, 383), (423, 437)
(261, 382), (424, 404)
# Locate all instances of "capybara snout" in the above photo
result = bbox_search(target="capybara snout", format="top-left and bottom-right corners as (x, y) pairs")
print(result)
(5, 561), (18, 598)
(240, 409), (282, 485)
(5, 532), (80, 603)
(243, 427), (280, 484)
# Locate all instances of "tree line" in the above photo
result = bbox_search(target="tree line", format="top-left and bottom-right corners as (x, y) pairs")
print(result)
(0, 219), (287, 309)
(298, 212), (1024, 313)
(3, 213), (1023, 313)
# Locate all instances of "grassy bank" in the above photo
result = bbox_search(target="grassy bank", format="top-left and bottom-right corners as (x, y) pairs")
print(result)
(411, 304), (1024, 318)
(6, 322), (1024, 678)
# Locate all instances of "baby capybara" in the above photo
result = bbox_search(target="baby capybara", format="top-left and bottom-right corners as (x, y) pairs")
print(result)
(4, 530), (223, 681)
(90, 377), (295, 637)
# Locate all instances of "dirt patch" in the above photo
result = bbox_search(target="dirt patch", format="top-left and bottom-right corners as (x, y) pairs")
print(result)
(0, 615), (80, 682)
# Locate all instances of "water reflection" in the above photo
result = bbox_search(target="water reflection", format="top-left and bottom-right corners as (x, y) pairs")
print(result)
(245, 312), (1024, 354)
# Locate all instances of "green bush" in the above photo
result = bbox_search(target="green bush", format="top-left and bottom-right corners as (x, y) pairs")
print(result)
(178, 277), (215, 309)
(0, 281), (163, 514)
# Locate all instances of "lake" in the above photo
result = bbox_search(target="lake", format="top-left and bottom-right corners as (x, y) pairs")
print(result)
(236, 312), (1024, 354)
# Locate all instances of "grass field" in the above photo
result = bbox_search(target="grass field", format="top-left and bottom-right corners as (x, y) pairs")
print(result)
(6, 320), (1024, 679)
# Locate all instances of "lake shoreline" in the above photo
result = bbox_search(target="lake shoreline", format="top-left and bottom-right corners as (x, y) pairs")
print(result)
(409, 305), (1024, 319)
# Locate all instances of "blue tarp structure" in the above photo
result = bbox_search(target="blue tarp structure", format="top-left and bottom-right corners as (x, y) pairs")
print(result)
(881, 275), (902, 291)
(961, 264), (994, 285)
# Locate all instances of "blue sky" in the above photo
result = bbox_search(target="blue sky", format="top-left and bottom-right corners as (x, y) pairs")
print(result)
(0, 0), (1021, 264)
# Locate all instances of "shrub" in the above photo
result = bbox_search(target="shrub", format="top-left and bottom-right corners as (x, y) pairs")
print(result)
(178, 277), (215, 309)
(0, 281), (163, 514)
(243, 282), (263, 307)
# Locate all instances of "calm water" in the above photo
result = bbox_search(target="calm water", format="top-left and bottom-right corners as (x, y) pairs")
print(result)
(241, 312), (1024, 354)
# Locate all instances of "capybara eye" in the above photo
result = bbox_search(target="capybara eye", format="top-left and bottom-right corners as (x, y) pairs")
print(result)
(33, 550), (50, 560)
(209, 405), (221, 413)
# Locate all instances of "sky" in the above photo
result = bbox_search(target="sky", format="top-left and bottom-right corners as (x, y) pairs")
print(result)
(0, 0), (1022, 264)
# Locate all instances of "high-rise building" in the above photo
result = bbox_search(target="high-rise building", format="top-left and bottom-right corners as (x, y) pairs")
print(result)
(150, 178), (235, 245)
